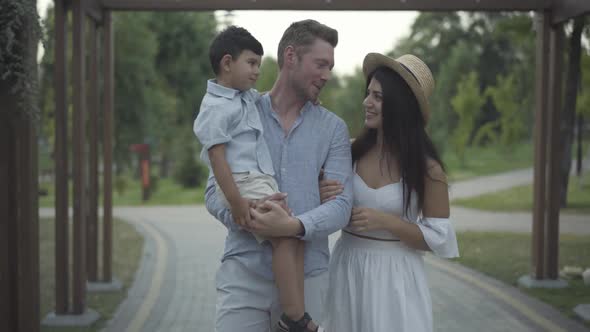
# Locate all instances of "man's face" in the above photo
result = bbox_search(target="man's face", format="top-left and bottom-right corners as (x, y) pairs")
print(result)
(230, 50), (261, 91)
(291, 39), (334, 102)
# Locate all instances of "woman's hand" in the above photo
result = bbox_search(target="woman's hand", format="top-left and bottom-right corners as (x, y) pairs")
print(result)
(319, 179), (343, 203)
(349, 207), (391, 232)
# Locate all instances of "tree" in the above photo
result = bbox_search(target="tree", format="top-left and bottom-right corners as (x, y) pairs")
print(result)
(256, 56), (278, 93)
(474, 73), (526, 147)
(147, 12), (216, 178)
(451, 72), (485, 165)
(559, 16), (587, 207)
(332, 69), (366, 138)
(430, 41), (478, 153)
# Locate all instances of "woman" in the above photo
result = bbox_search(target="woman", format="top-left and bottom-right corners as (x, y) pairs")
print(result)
(322, 53), (459, 332)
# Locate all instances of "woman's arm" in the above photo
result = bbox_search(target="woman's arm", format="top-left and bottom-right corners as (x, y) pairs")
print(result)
(349, 162), (449, 252)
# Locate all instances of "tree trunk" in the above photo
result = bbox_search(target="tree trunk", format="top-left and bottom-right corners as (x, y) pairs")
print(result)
(160, 153), (170, 178)
(576, 114), (584, 176)
(559, 16), (586, 207)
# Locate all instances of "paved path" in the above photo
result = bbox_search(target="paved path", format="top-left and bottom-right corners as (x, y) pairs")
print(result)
(38, 167), (590, 331)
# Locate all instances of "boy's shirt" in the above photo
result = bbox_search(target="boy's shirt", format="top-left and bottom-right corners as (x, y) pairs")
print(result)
(193, 79), (274, 176)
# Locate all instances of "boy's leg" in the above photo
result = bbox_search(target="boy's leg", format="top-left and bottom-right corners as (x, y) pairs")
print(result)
(270, 237), (304, 320)
(296, 241), (305, 310)
(270, 271), (329, 329)
(215, 259), (274, 332)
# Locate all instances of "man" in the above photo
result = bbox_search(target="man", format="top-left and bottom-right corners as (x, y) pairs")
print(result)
(205, 19), (353, 332)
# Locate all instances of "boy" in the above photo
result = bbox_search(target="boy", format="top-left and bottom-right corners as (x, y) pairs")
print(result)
(193, 26), (312, 331)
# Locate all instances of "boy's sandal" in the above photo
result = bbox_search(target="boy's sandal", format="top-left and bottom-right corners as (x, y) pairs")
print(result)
(277, 312), (324, 332)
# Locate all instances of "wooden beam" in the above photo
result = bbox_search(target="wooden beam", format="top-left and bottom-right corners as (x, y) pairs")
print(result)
(85, 0), (104, 22)
(72, 0), (88, 314)
(553, 0), (590, 24)
(102, 11), (114, 282)
(531, 11), (550, 279)
(544, 23), (564, 279)
(54, 0), (69, 315)
(100, 0), (550, 11)
(87, 21), (100, 283)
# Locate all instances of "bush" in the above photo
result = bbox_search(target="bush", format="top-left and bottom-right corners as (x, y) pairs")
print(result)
(174, 151), (208, 188)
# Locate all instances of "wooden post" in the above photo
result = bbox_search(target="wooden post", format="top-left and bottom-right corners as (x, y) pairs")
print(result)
(0, 88), (18, 332)
(54, 0), (70, 315)
(16, 113), (40, 332)
(531, 11), (550, 279)
(87, 20), (100, 283)
(72, 0), (88, 314)
(545, 23), (564, 279)
(0, 4), (40, 330)
(103, 11), (114, 282)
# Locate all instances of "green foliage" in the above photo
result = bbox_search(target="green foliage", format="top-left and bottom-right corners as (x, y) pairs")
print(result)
(430, 41), (479, 153)
(0, 0), (42, 119)
(390, 13), (537, 153)
(577, 52), (590, 116)
(174, 142), (208, 188)
(474, 74), (526, 146)
(38, 9), (218, 175)
(256, 56), (278, 93)
(332, 68), (366, 138)
(451, 72), (485, 165)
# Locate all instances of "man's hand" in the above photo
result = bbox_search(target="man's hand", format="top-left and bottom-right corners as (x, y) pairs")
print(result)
(253, 192), (291, 215)
(229, 197), (252, 227)
(248, 200), (302, 238)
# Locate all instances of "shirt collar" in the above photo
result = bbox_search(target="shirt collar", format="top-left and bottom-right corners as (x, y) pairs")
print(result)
(207, 79), (240, 99)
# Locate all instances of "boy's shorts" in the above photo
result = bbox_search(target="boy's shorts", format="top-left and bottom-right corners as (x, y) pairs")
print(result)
(216, 172), (279, 244)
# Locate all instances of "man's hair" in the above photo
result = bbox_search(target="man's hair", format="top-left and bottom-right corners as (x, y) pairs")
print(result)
(209, 26), (264, 75)
(277, 19), (338, 68)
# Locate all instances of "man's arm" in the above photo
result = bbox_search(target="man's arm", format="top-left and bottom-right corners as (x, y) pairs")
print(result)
(296, 119), (353, 241)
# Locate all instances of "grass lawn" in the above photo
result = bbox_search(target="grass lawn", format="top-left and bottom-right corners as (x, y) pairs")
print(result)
(443, 141), (534, 182)
(455, 231), (590, 327)
(39, 176), (205, 207)
(452, 172), (590, 214)
(40, 217), (144, 332)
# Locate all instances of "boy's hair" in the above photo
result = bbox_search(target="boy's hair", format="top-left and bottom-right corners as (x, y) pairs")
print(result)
(209, 26), (264, 75)
(277, 19), (338, 68)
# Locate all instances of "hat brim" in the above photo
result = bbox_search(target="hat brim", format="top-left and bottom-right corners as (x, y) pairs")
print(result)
(362, 52), (430, 123)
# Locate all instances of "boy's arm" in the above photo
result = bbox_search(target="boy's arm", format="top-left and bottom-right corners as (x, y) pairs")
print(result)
(208, 144), (250, 226)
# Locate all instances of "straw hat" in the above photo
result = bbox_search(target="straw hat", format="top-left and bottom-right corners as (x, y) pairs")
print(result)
(362, 53), (435, 123)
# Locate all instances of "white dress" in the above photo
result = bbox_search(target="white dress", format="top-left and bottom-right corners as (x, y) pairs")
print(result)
(324, 171), (459, 332)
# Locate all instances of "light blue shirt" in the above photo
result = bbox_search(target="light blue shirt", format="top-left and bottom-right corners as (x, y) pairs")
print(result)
(205, 93), (354, 280)
(193, 80), (274, 176)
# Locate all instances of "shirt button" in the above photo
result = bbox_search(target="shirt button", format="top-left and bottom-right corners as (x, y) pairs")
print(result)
(281, 168), (286, 172)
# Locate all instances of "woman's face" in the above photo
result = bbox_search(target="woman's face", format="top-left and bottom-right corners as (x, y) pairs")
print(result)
(363, 77), (383, 130)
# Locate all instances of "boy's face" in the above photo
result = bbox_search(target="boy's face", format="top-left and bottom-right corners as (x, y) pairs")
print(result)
(229, 50), (262, 91)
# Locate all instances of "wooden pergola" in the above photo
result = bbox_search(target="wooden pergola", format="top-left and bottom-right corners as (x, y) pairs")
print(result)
(1, 0), (589, 331)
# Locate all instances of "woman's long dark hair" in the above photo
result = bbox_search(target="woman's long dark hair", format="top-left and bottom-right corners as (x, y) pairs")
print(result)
(351, 66), (445, 216)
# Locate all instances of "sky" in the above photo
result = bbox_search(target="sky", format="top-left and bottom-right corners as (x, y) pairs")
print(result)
(37, 0), (417, 75)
